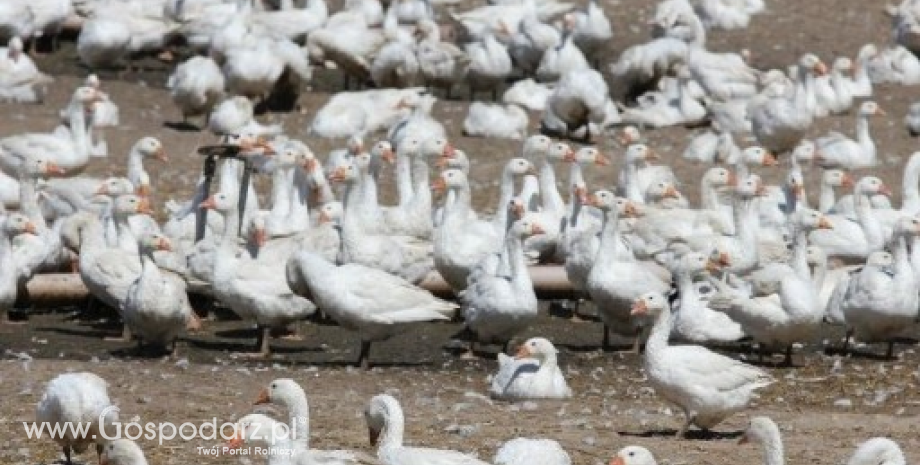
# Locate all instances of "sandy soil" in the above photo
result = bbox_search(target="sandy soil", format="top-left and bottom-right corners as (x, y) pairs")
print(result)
(2, 0), (920, 463)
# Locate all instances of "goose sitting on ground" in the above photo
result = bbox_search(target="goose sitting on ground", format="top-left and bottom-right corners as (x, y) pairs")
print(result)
(365, 394), (493, 465)
(489, 337), (572, 400)
(0, 36), (53, 103)
(845, 438), (907, 465)
(36, 372), (119, 465)
(814, 101), (884, 170)
(494, 438), (572, 465)
(631, 292), (775, 437)
(285, 250), (456, 368)
(608, 446), (658, 465)
(99, 439), (148, 465)
(502, 78), (554, 112)
(463, 102), (529, 140)
(167, 55), (226, 127)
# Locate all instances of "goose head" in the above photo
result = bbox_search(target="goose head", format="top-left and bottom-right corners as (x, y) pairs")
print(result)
(624, 144), (658, 165)
(226, 413), (283, 449)
(741, 146), (777, 167)
(114, 194), (154, 217)
(317, 202), (343, 224)
(134, 137), (168, 162)
(736, 175), (767, 198)
(431, 168), (466, 195)
(437, 148), (469, 172)
(677, 251), (725, 276)
(855, 176), (892, 197)
(572, 146), (610, 166)
(504, 157), (537, 177)
(571, 181), (588, 205)
(609, 445), (658, 465)
(806, 245), (827, 268)
(790, 140), (814, 165)
(547, 141), (574, 164)
(71, 86), (104, 111)
(422, 137), (454, 159)
(346, 134), (365, 155)
(135, 172), (152, 198)
(510, 215), (546, 238)
(586, 191), (641, 217)
(365, 394), (401, 447)
(738, 416), (781, 445)
(199, 192), (238, 213)
(327, 161), (360, 185)
(249, 213), (268, 247)
(822, 169), (854, 189)
(522, 134), (553, 160)
(799, 53), (828, 76)
(372, 140), (395, 164)
(892, 216), (920, 238)
(224, 132), (274, 156)
(508, 197), (526, 220)
(786, 170), (805, 200)
(646, 180), (681, 202)
(832, 56), (854, 76)
(20, 155), (65, 179)
(138, 232), (172, 254)
(858, 101), (885, 117)
(702, 167), (736, 188)
(792, 209), (833, 231)
(630, 292), (667, 317)
(513, 337), (559, 360)
(616, 126), (641, 146)
(253, 378), (306, 408)
(4, 213), (36, 236)
(846, 438), (906, 465)
(99, 439), (147, 465)
(96, 177), (135, 197)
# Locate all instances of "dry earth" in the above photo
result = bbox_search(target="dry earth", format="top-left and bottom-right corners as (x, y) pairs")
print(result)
(2, 0), (920, 464)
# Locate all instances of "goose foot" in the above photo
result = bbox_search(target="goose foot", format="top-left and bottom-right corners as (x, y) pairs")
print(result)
(782, 345), (794, 367)
(96, 443), (104, 464)
(186, 313), (202, 332)
(63, 445), (72, 465)
(886, 340), (896, 359)
(256, 326), (272, 357)
(358, 340), (372, 369)
(169, 341), (180, 360)
(602, 325), (612, 351)
(105, 324), (132, 342)
(1, 311), (27, 325)
(460, 341), (478, 360)
(676, 418), (691, 439)
(841, 328), (854, 354)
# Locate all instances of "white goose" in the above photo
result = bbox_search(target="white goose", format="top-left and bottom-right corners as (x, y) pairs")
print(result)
(542, 68), (617, 141)
(749, 54), (826, 154)
(494, 438), (571, 465)
(489, 337), (572, 400)
(202, 191), (317, 357)
(285, 250), (456, 368)
(815, 101), (883, 170)
(460, 216), (543, 355)
(463, 103), (529, 140)
(668, 252), (745, 344)
(36, 372), (119, 465)
(838, 216), (920, 358)
(465, 30), (512, 99)
(99, 439), (148, 465)
(809, 176), (891, 262)
(123, 233), (193, 355)
(167, 55), (225, 126)
(365, 394), (492, 465)
(0, 86), (102, 175)
(0, 36), (52, 103)
(630, 292), (774, 437)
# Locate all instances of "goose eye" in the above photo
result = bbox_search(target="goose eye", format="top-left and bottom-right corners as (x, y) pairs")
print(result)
(629, 452), (635, 457)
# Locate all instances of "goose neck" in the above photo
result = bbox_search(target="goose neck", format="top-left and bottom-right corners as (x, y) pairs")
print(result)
(378, 404), (405, 452)
(791, 226), (810, 279)
(286, 396), (310, 449)
(644, 303), (672, 362)
(539, 160), (565, 212)
(759, 430), (786, 465)
(17, 174), (41, 223)
(818, 180), (836, 213)
(506, 232), (531, 290)
(493, 166), (517, 230)
(395, 149), (414, 206)
(126, 149), (145, 185)
(622, 162), (643, 203)
(903, 155), (920, 212)
(595, 207), (621, 265)
(855, 111), (875, 158)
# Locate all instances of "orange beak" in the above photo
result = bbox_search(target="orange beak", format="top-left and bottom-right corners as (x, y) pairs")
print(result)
(157, 237), (172, 252)
(762, 152), (778, 166)
(199, 196), (217, 210)
(511, 201), (525, 219)
(705, 259), (722, 273)
(841, 174), (855, 188)
(585, 193), (600, 207)
(254, 388), (270, 405)
(792, 184), (804, 197)
(595, 153), (611, 166)
(738, 433), (750, 445)
(879, 184), (893, 197)
(252, 228), (267, 248)
(136, 184), (151, 198)
(256, 137), (274, 155)
(154, 147), (169, 162)
(328, 167), (348, 183)
(755, 182), (768, 197)
(624, 202), (641, 217)
(442, 143), (455, 158)
(226, 430), (245, 449)
(303, 157), (318, 173)
(610, 457), (627, 465)
(563, 149), (577, 163)
(574, 186), (588, 205)
(382, 147), (396, 164)
(630, 299), (648, 316)
(137, 197), (154, 215)
(96, 184), (109, 195)
(431, 177), (447, 194)
(817, 216), (833, 229)
(645, 150), (660, 161)
(24, 221), (37, 234)
(875, 107), (886, 116)
(814, 61), (828, 76)
(513, 345), (531, 359)
(531, 224), (546, 235)
(726, 171), (738, 187)
(663, 185), (680, 199)
(45, 162), (66, 176)
(318, 210), (331, 224)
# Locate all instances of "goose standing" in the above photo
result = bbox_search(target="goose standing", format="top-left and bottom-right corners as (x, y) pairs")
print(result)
(167, 55), (226, 127)
(123, 233), (193, 356)
(459, 216), (543, 356)
(749, 54), (826, 154)
(202, 191), (317, 357)
(285, 251), (456, 368)
(631, 292), (774, 437)
(838, 216), (920, 358)
(0, 213), (35, 323)
(489, 337), (572, 400)
(36, 372), (119, 465)
(570, 0), (612, 65)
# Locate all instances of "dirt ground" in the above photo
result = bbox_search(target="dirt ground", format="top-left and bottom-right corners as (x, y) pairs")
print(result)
(2, 0), (920, 464)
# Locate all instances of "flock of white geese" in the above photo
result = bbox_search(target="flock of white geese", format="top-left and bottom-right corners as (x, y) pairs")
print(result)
(1, 0), (918, 464)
